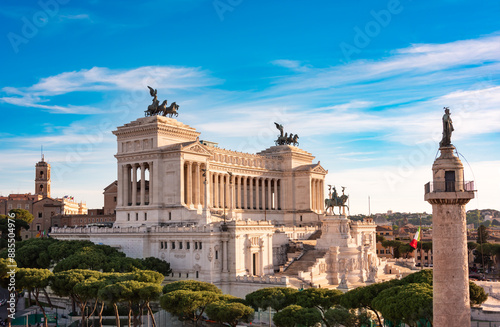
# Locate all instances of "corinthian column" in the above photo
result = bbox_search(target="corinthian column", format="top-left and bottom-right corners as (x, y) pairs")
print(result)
(140, 163), (146, 206)
(132, 164), (138, 206)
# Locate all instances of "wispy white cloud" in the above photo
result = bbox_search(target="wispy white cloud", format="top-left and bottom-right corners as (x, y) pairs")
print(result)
(271, 59), (311, 72)
(59, 14), (92, 21)
(0, 66), (222, 113)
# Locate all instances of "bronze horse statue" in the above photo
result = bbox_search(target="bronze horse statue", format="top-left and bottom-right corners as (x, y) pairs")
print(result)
(144, 86), (180, 117)
(325, 186), (349, 215)
(159, 102), (180, 117)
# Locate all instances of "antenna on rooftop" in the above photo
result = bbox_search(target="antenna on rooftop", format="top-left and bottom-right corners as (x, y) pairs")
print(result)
(41, 145), (44, 161)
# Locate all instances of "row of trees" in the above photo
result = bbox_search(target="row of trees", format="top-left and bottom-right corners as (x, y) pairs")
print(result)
(0, 237), (172, 275)
(0, 237), (173, 327)
(0, 262), (165, 327)
(160, 270), (488, 327)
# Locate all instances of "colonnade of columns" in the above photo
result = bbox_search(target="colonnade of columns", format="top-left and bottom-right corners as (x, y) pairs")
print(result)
(311, 178), (324, 212)
(121, 162), (153, 206)
(210, 174), (282, 211)
(183, 161), (207, 207)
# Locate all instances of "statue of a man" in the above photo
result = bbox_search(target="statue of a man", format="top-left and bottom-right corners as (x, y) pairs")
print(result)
(439, 107), (454, 147)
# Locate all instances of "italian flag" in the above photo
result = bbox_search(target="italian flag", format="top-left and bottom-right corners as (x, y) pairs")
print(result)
(410, 227), (421, 249)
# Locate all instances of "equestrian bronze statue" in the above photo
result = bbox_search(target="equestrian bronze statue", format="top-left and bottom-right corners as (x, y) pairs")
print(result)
(325, 185), (349, 215)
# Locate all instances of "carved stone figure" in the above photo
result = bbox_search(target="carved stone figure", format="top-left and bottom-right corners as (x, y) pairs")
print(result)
(439, 107), (454, 147)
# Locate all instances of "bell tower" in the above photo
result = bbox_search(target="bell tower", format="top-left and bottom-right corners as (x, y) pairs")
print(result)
(35, 154), (51, 198)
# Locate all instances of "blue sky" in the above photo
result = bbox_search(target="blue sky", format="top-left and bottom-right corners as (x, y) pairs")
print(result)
(1, 0), (499, 214)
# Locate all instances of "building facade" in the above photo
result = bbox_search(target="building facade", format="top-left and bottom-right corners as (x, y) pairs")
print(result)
(113, 116), (326, 227)
(52, 114), (390, 296)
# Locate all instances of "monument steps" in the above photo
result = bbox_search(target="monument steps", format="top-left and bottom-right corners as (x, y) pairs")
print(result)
(281, 249), (327, 276)
(307, 229), (322, 240)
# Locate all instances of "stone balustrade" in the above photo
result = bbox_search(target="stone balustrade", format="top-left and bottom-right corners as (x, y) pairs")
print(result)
(234, 275), (288, 285)
(277, 225), (320, 239)
(51, 224), (221, 234)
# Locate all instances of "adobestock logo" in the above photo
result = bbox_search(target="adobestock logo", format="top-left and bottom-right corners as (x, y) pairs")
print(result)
(7, 0), (70, 54)
(339, 0), (405, 61)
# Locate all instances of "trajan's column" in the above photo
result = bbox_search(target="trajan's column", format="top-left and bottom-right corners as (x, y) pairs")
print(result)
(424, 107), (475, 327)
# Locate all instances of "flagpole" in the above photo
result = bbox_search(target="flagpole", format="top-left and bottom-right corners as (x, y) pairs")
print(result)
(419, 218), (422, 270)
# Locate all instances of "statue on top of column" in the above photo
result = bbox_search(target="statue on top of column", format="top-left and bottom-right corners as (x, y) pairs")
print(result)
(439, 107), (454, 147)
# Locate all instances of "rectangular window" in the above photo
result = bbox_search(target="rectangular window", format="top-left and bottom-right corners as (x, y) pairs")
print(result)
(145, 213), (147, 221)
(187, 242), (190, 250)
(38, 212), (42, 218)
(160, 242), (164, 249)
(195, 242), (198, 250)
(25, 204), (29, 209)
(36, 224), (41, 231)
(199, 242), (202, 250)
(127, 213), (130, 221)
(179, 242), (183, 249)
(164, 242), (167, 249)
(7, 204), (12, 210)
(172, 242), (175, 249)
(215, 251), (218, 260)
(186, 273), (189, 278)
(196, 271), (199, 278)
(376, 250), (378, 254)
(17, 204), (21, 209)
(169, 212), (172, 220)
(136, 213), (139, 221)
(114, 196), (117, 202)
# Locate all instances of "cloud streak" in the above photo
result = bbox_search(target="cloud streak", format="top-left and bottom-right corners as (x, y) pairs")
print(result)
(0, 66), (222, 113)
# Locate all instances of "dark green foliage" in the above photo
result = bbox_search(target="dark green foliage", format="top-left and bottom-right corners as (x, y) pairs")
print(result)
(47, 240), (95, 262)
(245, 287), (298, 312)
(0, 215), (30, 242)
(9, 238), (57, 268)
(397, 243), (415, 258)
(8, 209), (35, 224)
(294, 288), (343, 312)
(140, 257), (172, 275)
(324, 306), (371, 327)
(162, 280), (222, 294)
(160, 290), (221, 322)
(205, 301), (254, 327)
(469, 281), (488, 306)
(477, 224), (489, 244)
(273, 305), (321, 327)
(400, 269), (433, 285)
(372, 283), (433, 327)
